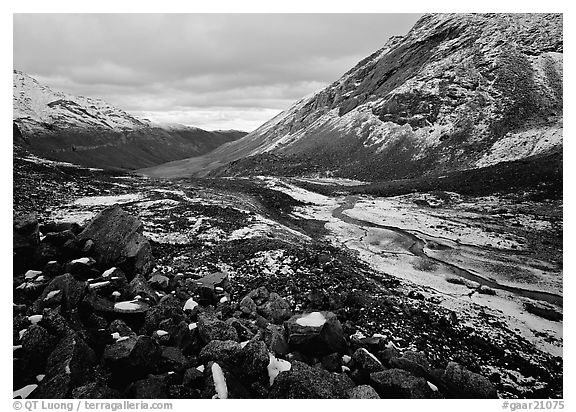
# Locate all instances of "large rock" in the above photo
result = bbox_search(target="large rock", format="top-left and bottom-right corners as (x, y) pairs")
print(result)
(269, 360), (354, 399)
(389, 350), (431, 379)
(103, 335), (161, 385)
(523, 300), (562, 322)
(263, 324), (290, 356)
(442, 362), (497, 398)
(241, 340), (270, 381)
(260, 293), (293, 324)
(196, 271), (229, 289)
(199, 340), (243, 367)
(140, 297), (186, 335)
(20, 324), (58, 364)
(76, 206), (154, 278)
(128, 274), (158, 303)
(72, 381), (122, 399)
(31, 334), (96, 398)
(158, 346), (190, 373)
(348, 385), (381, 399)
(370, 369), (434, 399)
(284, 311), (347, 355)
(33, 273), (86, 313)
(125, 374), (170, 398)
(14, 213), (40, 273)
(352, 347), (386, 375)
(197, 313), (239, 343)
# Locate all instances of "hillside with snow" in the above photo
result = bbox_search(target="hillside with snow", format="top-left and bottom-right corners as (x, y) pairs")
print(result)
(140, 13), (562, 180)
(13, 71), (246, 170)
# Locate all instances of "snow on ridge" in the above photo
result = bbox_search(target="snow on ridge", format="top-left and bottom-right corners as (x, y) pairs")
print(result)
(13, 71), (148, 132)
(476, 122), (562, 168)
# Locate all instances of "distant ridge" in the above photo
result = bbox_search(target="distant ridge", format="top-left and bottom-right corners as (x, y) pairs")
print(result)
(13, 71), (247, 170)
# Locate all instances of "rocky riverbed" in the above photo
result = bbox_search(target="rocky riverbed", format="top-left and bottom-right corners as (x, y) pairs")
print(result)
(13, 150), (562, 399)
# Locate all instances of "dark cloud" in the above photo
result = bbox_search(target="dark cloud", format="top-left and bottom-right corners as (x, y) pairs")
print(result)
(14, 13), (421, 131)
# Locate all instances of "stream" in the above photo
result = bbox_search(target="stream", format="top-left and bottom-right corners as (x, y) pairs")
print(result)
(332, 195), (563, 307)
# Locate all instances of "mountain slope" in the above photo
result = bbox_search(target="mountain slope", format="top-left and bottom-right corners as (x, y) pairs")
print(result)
(140, 13), (562, 180)
(13, 71), (246, 170)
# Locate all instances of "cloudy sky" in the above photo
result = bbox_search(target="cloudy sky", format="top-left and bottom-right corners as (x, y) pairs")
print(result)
(13, 14), (421, 131)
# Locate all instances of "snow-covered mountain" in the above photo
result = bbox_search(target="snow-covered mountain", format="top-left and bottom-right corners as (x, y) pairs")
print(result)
(13, 71), (246, 170)
(141, 13), (562, 180)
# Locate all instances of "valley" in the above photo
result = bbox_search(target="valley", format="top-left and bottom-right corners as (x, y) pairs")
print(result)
(12, 12), (563, 401)
(13, 150), (563, 398)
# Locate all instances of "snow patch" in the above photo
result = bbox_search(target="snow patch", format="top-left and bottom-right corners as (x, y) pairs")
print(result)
(13, 384), (37, 399)
(211, 362), (228, 399)
(28, 315), (42, 324)
(73, 193), (143, 207)
(296, 312), (326, 327)
(183, 298), (199, 311)
(24, 270), (42, 280)
(267, 353), (292, 385)
(114, 301), (141, 311)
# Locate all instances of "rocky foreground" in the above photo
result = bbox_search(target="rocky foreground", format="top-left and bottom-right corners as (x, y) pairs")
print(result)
(14, 205), (502, 399)
(13, 150), (562, 399)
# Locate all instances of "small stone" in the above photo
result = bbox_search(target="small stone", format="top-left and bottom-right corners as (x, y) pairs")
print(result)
(348, 384), (381, 399)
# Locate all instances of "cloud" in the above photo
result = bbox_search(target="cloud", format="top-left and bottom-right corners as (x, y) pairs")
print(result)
(14, 13), (422, 131)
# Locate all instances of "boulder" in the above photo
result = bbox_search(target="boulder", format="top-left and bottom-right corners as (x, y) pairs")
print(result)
(226, 317), (257, 341)
(33, 243), (63, 268)
(370, 369), (434, 399)
(127, 274), (157, 303)
(183, 367), (204, 389)
(284, 311), (347, 355)
(321, 352), (342, 373)
(103, 335), (161, 385)
(140, 298), (186, 335)
(389, 350), (431, 379)
(239, 296), (257, 315)
(241, 340), (270, 381)
(348, 384), (381, 399)
(199, 340), (242, 367)
(196, 272), (229, 289)
(43, 261), (64, 278)
(20, 324), (58, 365)
(40, 222), (81, 235)
(72, 381), (122, 399)
(149, 273), (170, 290)
(523, 300), (562, 322)
(197, 285), (217, 306)
(125, 374), (170, 398)
(352, 347), (386, 375)
(108, 319), (136, 336)
(269, 360), (354, 399)
(31, 334), (97, 398)
(263, 324), (290, 356)
(33, 273), (86, 313)
(172, 321), (202, 356)
(76, 206), (154, 278)
(43, 229), (76, 247)
(376, 346), (401, 367)
(442, 362), (497, 398)
(247, 287), (270, 305)
(197, 313), (239, 343)
(260, 292), (292, 324)
(159, 346), (189, 372)
(14, 213), (40, 272)
(64, 257), (98, 279)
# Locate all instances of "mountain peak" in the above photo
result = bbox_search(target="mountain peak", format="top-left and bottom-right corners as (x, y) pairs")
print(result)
(141, 13), (562, 180)
(13, 72), (246, 170)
